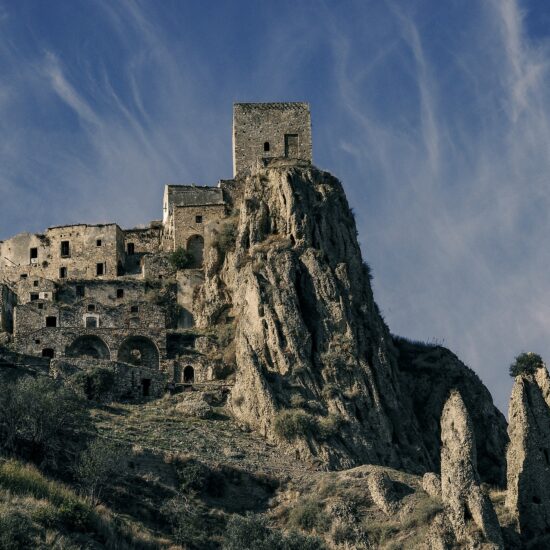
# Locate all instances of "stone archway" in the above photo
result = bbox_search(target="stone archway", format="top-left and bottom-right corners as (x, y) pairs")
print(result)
(186, 235), (204, 268)
(66, 335), (110, 359)
(119, 336), (159, 370)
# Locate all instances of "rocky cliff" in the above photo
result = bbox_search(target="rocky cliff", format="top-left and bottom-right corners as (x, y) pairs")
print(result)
(394, 338), (508, 486)
(506, 367), (550, 542)
(193, 164), (506, 475)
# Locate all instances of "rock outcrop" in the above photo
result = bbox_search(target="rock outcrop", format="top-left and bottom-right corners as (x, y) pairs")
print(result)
(422, 472), (442, 499)
(394, 337), (508, 486)
(506, 368), (550, 542)
(368, 471), (400, 515)
(193, 165), (508, 477)
(440, 390), (503, 548)
(195, 165), (433, 471)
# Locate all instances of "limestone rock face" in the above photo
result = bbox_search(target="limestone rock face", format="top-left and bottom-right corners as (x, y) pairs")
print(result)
(394, 338), (508, 486)
(440, 390), (503, 548)
(194, 166), (432, 470)
(422, 472), (442, 499)
(368, 471), (400, 515)
(506, 370), (550, 541)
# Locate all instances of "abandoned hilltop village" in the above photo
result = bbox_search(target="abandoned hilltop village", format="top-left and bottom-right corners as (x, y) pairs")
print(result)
(0, 103), (549, 549)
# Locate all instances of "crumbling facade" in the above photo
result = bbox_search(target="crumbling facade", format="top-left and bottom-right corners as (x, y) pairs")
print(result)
(0, 102), (312, 397)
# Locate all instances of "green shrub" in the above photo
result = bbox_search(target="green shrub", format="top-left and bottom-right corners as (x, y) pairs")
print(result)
(214, 222), (237, 254)
(163, 495), (210, 549)
(274, 410), (317, 441)
(509, 352), (545, 377)
(0, 376), (90, 466)
(75, 438), (125, 504)
(287, 499), (328, 532)
(0, 510), (34, 549)
(274, 410), (343, 442)
(70, 366), (115, 401)
(223, 513), (326, 550)
(169, 247), (194, 269)
(317, 414), (344, 441)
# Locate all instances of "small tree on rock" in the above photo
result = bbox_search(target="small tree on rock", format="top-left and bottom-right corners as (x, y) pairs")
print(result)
(169, 247), (193, 270)
(509, 352), (545, 378)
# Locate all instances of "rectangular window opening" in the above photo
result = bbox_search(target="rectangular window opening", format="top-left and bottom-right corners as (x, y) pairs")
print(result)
(30, 247), (38, 260)
(45, 316), (57, 328)
(60, 241), (70, 257)
(30, 293), (39, 301)
(96, 263), (104, 276)
(59, 267), (67, 279)
(195, 215), (203, 224)
(96, 239), (102, 247)
(130, 305), (139, 313)
(33, 280), (39, 287)
(85, 317), (98, 328)
(116, 288), (124, 298)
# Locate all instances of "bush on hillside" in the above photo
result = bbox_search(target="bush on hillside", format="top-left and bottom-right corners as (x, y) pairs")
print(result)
(223, 513), (326, 550)
(287, 499), (328, 533)
(0, 376), (90, 467)
(274, 410), (344, 442)
(163, 494), (210, 550)
(273, 410), (317, 441)
(509, 352), (545, 377)
(0, 510), (34, 549)
(75, 438), (126, 504)
(169, 247), (194, 269)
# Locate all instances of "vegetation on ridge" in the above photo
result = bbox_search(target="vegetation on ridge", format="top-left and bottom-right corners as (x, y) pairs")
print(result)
(509, 352), (545, 377)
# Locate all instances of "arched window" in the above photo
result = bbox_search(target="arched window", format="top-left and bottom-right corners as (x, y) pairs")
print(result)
(119, 336), (159, 370)
(66, 335), (110, 359)
(183, 365), (195, 384)
(263, 141), (270, 152)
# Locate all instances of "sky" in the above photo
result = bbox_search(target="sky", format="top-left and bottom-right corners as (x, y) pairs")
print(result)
(1, 0), (550, 414)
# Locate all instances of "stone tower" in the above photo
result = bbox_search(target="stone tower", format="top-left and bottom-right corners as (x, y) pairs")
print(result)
(232, 102), (312, 177)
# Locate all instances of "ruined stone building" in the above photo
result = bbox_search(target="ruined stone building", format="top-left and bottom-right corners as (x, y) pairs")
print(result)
(0, 102), (312, 398)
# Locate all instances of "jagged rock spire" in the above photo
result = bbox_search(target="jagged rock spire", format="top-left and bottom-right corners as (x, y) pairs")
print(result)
(506, 365), (550, 542)
(440, 390), (503, 548)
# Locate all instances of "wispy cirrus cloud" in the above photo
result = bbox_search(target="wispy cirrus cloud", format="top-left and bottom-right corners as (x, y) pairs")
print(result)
(0, 0), (549, 412)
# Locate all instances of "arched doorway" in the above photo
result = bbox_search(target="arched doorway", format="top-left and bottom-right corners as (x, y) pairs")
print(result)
(183, 365), (194, 384)
(186, 235), (204, 268)
(66, 335), (110, 359)
(119, 336), (159, 370)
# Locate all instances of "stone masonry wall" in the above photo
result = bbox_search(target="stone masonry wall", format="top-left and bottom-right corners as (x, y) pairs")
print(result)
(14, 299), (166, 339)
(51, 357), (166, 399)
(232, 102), (312, 176)
(0, 224), (124, 282)
(172, 204), (226, 251)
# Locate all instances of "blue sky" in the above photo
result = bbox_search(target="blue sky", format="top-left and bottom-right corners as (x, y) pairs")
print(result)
(1, 0), (550, 413)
